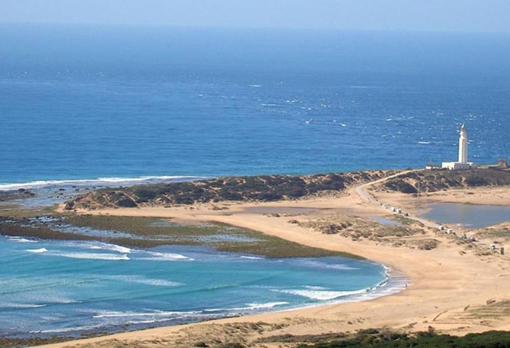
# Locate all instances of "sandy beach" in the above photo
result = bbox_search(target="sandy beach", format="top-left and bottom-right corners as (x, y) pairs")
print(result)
(41, 175), (510, 348)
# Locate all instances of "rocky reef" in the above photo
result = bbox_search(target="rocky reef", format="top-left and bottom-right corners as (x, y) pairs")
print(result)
(380, 168), (510, 194)
(0, 189), (35, 202)
(64, 171), (392, 210)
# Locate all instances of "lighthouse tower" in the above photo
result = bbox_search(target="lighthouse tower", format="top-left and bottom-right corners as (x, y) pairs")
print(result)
(458, 124), (468, 164)
(441, 124), (473, 170)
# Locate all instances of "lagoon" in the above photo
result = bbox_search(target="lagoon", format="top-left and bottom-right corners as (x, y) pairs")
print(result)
(421, 203), (510, 229)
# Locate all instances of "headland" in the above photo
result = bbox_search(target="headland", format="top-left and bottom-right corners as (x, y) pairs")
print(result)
(17, 167), (508, 348)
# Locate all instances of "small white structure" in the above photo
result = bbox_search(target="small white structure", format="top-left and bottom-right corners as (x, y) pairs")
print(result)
(442, 124), (474, 170)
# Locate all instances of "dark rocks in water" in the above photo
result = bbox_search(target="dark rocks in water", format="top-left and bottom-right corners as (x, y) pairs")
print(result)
(65, 171), (392, 210)
(382, 168), (510, 194)
(0, 189), (35, 202)
(0, 216), (93, 242)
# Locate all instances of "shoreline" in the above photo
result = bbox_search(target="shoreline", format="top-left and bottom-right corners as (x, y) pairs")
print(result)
(4, 171), (509, 347)
(0, 214), (403, 344)
(40, 201), (510, 346)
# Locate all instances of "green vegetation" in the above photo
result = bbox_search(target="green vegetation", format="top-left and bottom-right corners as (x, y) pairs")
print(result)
(296, 330), (510, 348)
(0, 213), (354, 258)
(0, 216), (94, 242)
(391, 215), (424, 227)
(0, 207), (55, 218)
(65, 215), (355, 258)
(382, 168), (510, 194)
(65, 171), (392, 210)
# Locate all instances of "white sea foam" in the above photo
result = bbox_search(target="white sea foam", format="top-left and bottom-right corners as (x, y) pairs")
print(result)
(30, 324), (104, 334)
(106, 275), (182, 287)
(0, 303), (46, 309)
(140, 251), (193, 261)
(418, 141), (431, 144)
(7, 236), (38, 243)
(205, 301), (289, 313)
(51, 252), (130, 261)
(273, 288), (369, 301)
(272, 265), (406, 305)
(0, 175), (201, 191)
(303, 285), (327, 290)
(26, 248), (47, 253)
(240, 255), (263, 260)
(243, 302), (288, 310)
(44, 298), (79, 305)
(86, 242), (131, 254)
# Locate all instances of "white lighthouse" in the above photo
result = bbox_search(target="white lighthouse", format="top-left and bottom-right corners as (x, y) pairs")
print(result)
(458, 124), (468, 164)
(442, 124), (473, 170)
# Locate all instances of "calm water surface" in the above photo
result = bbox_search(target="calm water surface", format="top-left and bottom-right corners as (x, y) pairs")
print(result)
(422, 203), (510, 228)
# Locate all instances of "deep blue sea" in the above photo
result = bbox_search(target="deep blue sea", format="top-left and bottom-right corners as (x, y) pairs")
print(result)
(1, 25), (509, 185)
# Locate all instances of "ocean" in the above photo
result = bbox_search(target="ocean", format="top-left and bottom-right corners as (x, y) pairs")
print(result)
(0, 236), (399, 338)
(1, 25), (509, 185)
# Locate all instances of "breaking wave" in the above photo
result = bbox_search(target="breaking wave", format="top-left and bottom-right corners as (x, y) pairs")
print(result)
(26, 248), (48, 253)
(205, 301), (289, 313)
(274, 288), (369, 301)
(0, 175), (203, 191)
(30, 324), (105, 334)
(7, 236), (38, 243)
(48, 251), (130, 261)
(140, 251), (193, 261)
(84, 242), (131, 254)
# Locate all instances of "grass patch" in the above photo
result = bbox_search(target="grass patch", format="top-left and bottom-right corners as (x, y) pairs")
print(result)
(391, 215), (423, 227)
(296, 330), (510, 348)
(63, 215), (356, 258)
(1, 213), (356, 258)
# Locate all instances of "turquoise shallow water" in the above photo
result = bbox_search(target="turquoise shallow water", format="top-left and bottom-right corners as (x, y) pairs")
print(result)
(0, 236), (400, 338)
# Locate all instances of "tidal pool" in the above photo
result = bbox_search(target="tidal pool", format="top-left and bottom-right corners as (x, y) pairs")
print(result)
(421, 203), (510, 228)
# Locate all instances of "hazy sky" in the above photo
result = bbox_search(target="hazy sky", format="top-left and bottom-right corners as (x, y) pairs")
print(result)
(1, 0), (510, 33)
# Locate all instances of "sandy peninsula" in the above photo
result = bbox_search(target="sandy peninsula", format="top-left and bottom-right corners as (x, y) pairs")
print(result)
(42, 171), (510, 348)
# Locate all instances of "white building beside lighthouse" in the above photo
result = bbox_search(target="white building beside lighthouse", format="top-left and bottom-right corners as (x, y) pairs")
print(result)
(442, 124), (473, 170)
